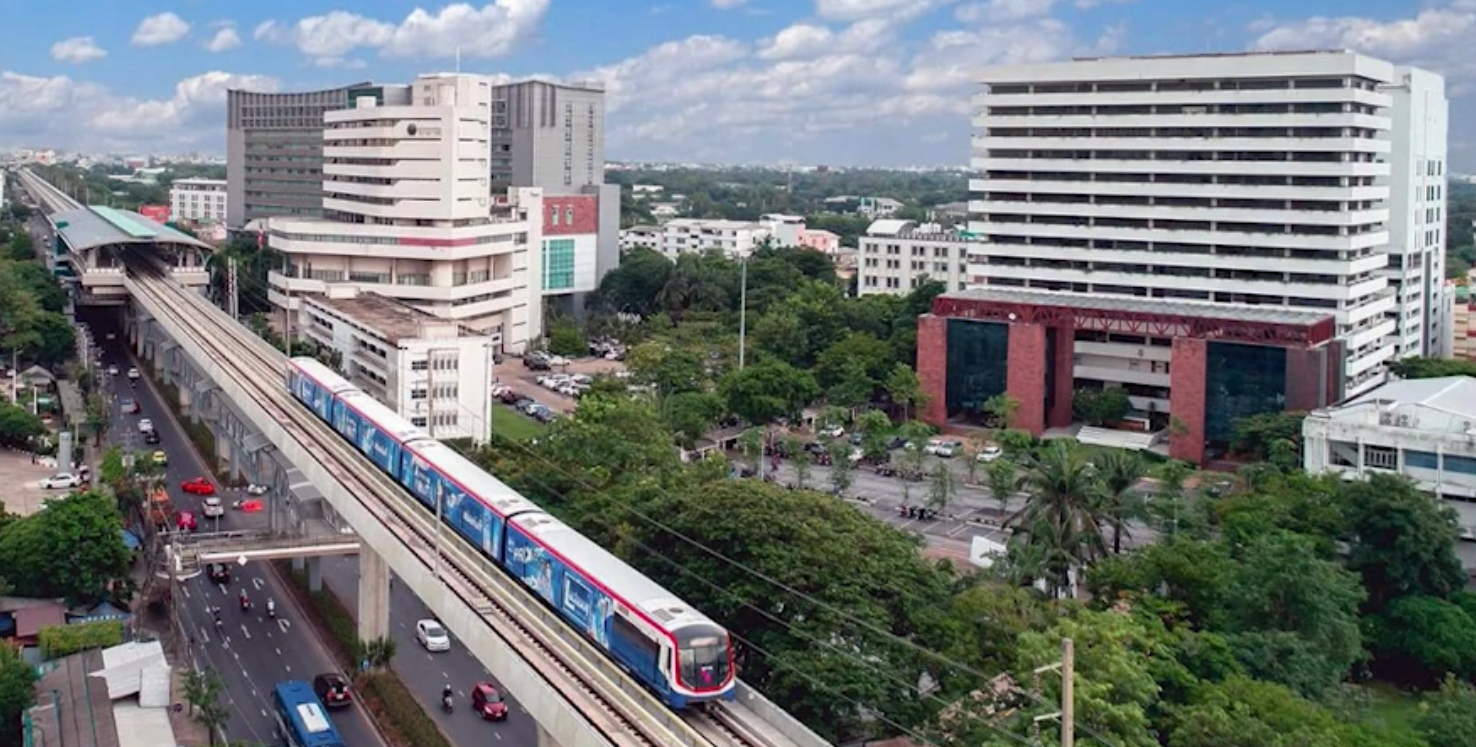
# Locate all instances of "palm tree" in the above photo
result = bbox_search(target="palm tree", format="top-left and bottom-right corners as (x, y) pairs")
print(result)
(1096, 450), (1148, 554)
(1008, 442), (1107, 595)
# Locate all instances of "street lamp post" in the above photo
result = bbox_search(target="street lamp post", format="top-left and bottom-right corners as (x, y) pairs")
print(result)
(738, 253), (749, 369)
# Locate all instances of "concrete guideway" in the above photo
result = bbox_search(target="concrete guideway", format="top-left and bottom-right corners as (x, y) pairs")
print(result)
(122, 268), (825, 747)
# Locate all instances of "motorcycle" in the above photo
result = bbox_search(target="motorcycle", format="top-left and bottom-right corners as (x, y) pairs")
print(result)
(441, 692), (454, 713)
(266, 600), (276, 619)
(239, 595), (252, 612)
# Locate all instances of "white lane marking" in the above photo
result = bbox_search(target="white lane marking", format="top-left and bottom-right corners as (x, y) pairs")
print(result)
(494, 733), (503, 740)
(261, 709), (268, 718)
(180, 585), (191, 599)
(218, 583), (227, 595)
(199, 629), (210, 645)
(240, 625), (251, 640)
(252, 577), (264, 591)
(275, 648), (282, 656)
(278, 619), (291, 634)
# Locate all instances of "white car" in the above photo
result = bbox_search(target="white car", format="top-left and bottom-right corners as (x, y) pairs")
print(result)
(246, 484), (269, 496)
(137, 418), (154, 433)
(126, 367), (140, 380)
(819, 425), (845, 439)
(923, 438), (947, 455)
(977, 445), (1003, 463)
(107, 364), (120, 377)
(40, 473), (82, 489)
(202, 496), (225, 518)
(934, 440), (963, 458)
(547, 355), (570, 367)
(416, 619), (451, 652)
(490, 383), (511, 398)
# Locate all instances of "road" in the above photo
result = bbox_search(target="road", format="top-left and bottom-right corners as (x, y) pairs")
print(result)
(318, 555), (537, 745)
(85, 311), (388, 747)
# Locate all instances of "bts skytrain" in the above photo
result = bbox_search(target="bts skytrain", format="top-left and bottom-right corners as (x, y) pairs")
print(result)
(285, 357), (735, 708)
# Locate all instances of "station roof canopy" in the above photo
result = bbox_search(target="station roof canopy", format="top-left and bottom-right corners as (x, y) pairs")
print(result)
(53, 206), (213, 253)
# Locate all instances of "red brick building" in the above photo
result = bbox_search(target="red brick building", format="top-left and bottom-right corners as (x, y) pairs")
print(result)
(916, 289), (1344, 464)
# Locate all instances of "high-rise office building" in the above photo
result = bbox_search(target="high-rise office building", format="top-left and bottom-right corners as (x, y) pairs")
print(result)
(917, 50), (1445, 464)
(1383, 67), (1449, 358)
(264, 74), (545, 353)
(225, 82), (370, 228)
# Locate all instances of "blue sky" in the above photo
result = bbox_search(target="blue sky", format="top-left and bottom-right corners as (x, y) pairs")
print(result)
(0, 0), (1465, 167)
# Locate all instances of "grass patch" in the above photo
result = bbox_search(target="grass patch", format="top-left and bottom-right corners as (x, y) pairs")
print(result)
(490, 405), (546, 441)
(1358, 681), (1423, 734)
(273, 561), (452, 747)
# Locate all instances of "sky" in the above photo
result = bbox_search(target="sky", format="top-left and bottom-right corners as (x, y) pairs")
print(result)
(0, 0), (1468, 168)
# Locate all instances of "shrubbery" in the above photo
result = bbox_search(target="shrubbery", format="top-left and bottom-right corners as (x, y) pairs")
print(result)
(38, 620), (125, 658)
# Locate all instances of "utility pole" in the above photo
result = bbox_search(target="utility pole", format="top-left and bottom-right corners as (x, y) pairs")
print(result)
(737, 254), (748, 369)
(226, 257), (240, 321)
(1031, 637), (1075, 747)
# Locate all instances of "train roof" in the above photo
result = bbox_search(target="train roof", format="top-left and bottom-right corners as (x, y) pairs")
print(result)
(408, 440), (544, 518)
(287, 357), (356, 394)
(336, 389), (429, 443)
(508, 513), (718, 632)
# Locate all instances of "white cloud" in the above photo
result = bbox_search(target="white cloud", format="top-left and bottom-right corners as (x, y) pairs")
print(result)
(256, 0), (549, 64)
(955, 0), (1061, 23)
(50, 37), (108, 64)
(1251, 1), (1476, 93)
(757, 19), (891, 60)
(204, 27), (243, 53)
(132, 12), (191, 47)
(0, 70), (276, 151)
(813, 0), (956, 22)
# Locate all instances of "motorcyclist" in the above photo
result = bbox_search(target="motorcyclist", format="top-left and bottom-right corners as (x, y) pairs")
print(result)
(441, 685), (454, 710)
(266, 598), (276, 618)
(213, 608), (222, 630)
(239, 590), (250, 610)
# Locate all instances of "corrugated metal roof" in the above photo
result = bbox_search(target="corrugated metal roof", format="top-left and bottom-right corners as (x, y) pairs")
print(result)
(93, 641), (169, 700)
(53, 206), (213, 253)
(112, 702), (175, 747)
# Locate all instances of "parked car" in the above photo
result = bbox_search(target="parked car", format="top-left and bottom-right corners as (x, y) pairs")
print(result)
(416, 619), (451, 652)
(120, 397), (140, 414)
(523, 352), (551, 371)
(547, 354), (570, 367)
(206, 562), (231, 584)
(314, 673), (354, 709)
(934, 440), (963, 458)
(818, 424), (845, 439)
(490, 383), (511, 398)
(176, 511), (197, 532)
(40, 473), (82, 489)
(180, 477), (216, 495)
(471, 682), (508, 721)
(202, 496), (225, 518)
(977, 445), (1003, 463)
(497, 388), (521, 404)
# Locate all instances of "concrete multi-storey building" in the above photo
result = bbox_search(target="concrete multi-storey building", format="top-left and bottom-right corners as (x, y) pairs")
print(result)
(655, 218), (774, 258)
(225, 82), (368, 227)
(1383, 68), (1448, 358)
(265, 74), (544, 353)
(919, 50), (1441, 463)
(298, 289), (495, 443)
(169, 178), (228, 224)
(858, 219), (969, 296)
(230, 78), (619, 312)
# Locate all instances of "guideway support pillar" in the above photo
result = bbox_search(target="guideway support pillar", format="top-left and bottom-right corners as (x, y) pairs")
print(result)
(358, 549), (390, 642)
(538, 721), (563, 747)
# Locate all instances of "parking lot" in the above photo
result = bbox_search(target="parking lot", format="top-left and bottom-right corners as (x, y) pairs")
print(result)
(1, 451), (71, 516)
(495, 355), (625, 414)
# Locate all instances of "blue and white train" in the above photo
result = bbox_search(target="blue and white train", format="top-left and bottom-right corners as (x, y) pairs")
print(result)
(286, 357), (736, 708)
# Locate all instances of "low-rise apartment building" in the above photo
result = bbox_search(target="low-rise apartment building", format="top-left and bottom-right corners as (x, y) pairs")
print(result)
(298, 290), (495, 442)
(169, 178), (228, 224)
(858, 220), (969, 295)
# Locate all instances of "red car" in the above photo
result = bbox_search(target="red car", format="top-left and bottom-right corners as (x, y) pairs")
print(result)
(180, 477), (216, 496)
(471, 682), (508, 721)
(176, 511), (197, 532)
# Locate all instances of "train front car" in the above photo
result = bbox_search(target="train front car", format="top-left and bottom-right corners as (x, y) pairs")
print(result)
(503, 513), (736, 708)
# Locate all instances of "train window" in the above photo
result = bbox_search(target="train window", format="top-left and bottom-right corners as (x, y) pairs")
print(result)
(611, 615), (660, 665)
(677, 633), (729, 690)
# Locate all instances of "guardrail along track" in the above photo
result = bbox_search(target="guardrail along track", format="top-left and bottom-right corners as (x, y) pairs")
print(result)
(122, 252), (772, 747)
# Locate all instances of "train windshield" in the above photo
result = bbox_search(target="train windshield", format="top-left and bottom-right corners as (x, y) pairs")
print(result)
(676, 628), (730, 691)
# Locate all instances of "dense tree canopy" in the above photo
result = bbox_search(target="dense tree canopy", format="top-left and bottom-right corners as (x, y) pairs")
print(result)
(0, 491), (131, 604)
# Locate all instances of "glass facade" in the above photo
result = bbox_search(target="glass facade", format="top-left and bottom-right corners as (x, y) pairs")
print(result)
(945, 320), (1009, 419)
(1204, 342), (1287, 445)
(543, 238), (575, 291)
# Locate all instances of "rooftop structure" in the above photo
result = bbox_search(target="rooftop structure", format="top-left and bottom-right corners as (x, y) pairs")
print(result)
(858, 219), (969, 296)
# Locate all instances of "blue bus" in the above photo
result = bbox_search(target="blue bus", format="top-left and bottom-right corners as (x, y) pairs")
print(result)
(272, 680), (346, 747)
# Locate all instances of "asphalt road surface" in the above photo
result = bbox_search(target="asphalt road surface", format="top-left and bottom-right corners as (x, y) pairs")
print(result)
(319, 554), (536, 745)
(87, 312), (389, 747)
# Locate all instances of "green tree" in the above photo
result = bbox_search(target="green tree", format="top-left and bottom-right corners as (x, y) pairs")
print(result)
(596, 248), (674, 316)
(738, 427), (764, 475)
(183, 667), (230, 745)
(784, 436), (812, 490)
(1230, 411), (1307, 462)
(982, 393), (1019, 429)
(625, 341), (706, 396)
(1389, 356), (1476, 380)
(1163, 676), (1401, 747)
(1367, 595), (1476, 686)
(926, 462), (956, 514)
(749, 308), (809, 368)
(546, 320), (587, 358)
(1072, 387), (1133, 426)
(0, 404), (44, 448)
(824, 438), (853, 495)
(0, 642), (37, 745)
(1340, 474), (1466, 610)
(719, 359), (818, 426)
(1097, 450), (1148, 554)
(825, 358), (874, 411)
(813, 332), (892, 390)
(883, 363), (925, 421)
(985, 457), (1015, 515)
(1417, 676), (1476, 747)
(1009, 442), (1107, 596)
(0, 491), (130, 604)
(664, 391), (726, 449)
(854, 409), (892, 461)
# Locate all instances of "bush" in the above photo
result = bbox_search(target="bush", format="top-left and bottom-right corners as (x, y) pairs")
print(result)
(360, 672), (453, 747)
(547, 322), (587, 358)
(1071, 387), (1132, 426)
(38, 620), (125, 659)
